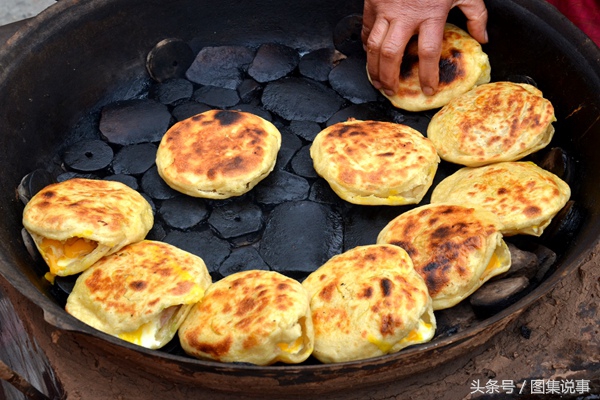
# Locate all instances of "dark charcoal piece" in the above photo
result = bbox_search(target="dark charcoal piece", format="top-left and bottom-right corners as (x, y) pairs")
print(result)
(111, 143), (157, 175)
(259, 201), (343, 279)
(433, 300), (477, 338)
(327, 103), (389, 126)
(159, 195), (209, 230)
(146, 224), (167, 241)
(103, 174), (139, 191)
(333, 14), (364, 56)
(99, 99), (171, 145)
(185, 46), (255, 89)
(171, 101), (212, 121)
(62, 139), (114, 172)
(499, 242), (539, 280)
(289, 120), (322, 142)
(261, 77), (345, 123)
(540, 200), (584, 253)
(193, 85), (240, 108)
(208, 200), (263, 240)
(532, 244), (558, 282)
(470, 276), (530, 319)
(248, 43), (300, 83)
(308, 179), (340, 205)
(17, 169), (56, 204)
(254, 170), (310, 205)
(56, 172), (99, 182)
(228, 104), (272, 121)
(153, 78), (194, 105)
(21, 228), (43, 265)
(399, 112), (434, 136)
(275, 128), (303, 170)
(343, 205), (405, 250)
(146, 38), (195, 83)
(237, 78), (263, 103)
(163, 230), (231, 276)
(328, 57), (379, 104)
(536, 147), (575, 185)
(140, 193), (156, 214)
(218, 246), (270, 279)
(290, 145), (319, 179)
(506, 74), (538, 87)
(140, 166), (179, 200)
(299, 48), (344, 82)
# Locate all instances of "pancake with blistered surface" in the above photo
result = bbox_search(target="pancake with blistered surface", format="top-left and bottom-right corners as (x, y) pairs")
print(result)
(377, 203), (511, 310)
(368, 23), (490, 112)
(310, 120), (440, 205)
(430, 161), (571, 236)
(65, 240), (212, 350)
(22, 178), (154, 277)
(427, 82), (556, 166)
(156, 109), (281, 199)
(178, 270), (314, 365)
(302, 244), (435, 363)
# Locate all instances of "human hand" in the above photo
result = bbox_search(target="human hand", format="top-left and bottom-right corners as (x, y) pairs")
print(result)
(362, 0), (488, 96)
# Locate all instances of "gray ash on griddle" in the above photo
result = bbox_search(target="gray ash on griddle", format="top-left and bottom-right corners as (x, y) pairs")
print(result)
(274, 128), (303, 170)
(140, 166), (179, 200)
(163, 230), (231, 279)
(146, 38), (195, 83)
(259, 201), (343, 279)
(152, 78), (194, 106)
(104, 174), (139, 191)
(298, 48), (341, 82)
(99, 99), (172, 145)
(290, 145), (319, 179)
(193, 85), (240, 108)
(185, 46), (255, 90)
(159, 196), (209, 230)
(111, 143), (157, 175)
(261, 77), (345, 123)
(288, 120), (321, 142)
(248, 43), (300, 83)
(62, 139), (114, 172)
(218, 247), (270, 280)
(171, 101), (212, 121)
(253, 170), (310, 205)
(328, 57), (379, 104)
(208, 199), (263, 240)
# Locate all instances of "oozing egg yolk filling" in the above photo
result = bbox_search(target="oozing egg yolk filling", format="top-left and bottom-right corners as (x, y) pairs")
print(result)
(39, 237), (98, 275)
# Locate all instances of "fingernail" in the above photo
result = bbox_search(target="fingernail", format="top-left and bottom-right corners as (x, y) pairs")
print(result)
(372, 80), (382, 89)
(422, 86), (434, 96)
(383, 89), (395, 96)
(484, 29), (489, 42)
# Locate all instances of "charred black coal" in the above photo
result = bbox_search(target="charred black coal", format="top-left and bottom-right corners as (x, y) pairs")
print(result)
(328, 57), (379, 104)
(99, 99), (172, 145)
(185, 46), (255, 89)
(261, 77), (345, 123)
(248, 43), (300, 83)
(470, 276), (530, 319)
(290, 145), (319, 179)
(536, 147), (575, 185)
(140, 166), (179, 200)
(333, 14), (364, 56)
(17, 169), (57, 204)
(103, 174), (139, 191)
(111, 143), (157, 175)
(298, 48), (342, 82)
(208, 200), (263, 240)
(275, 128), (303, 170)
(259, 201), (343, 279)
(171, 102), (212, 121)
(326, 103), (390, 126)
(62, 139), (114, 172)
(229, 104), (272, 121)
(159, 196), (209, 230)
(153, 78), (194, 106)
(193, 85), (240, 108)
(253, 170), (310, 205)
(218, 247), (270, 279)
(146, 38), (195, 83)
(288, 120), (321, 142)
(163, 230), (231, 278)
(237, 78), (263, 103)
(308, 179), (339, 205)
(342, 206), (404, 250)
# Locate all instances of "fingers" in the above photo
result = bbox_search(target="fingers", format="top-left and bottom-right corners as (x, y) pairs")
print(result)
(416, 20), (446, 95)
(378, 21), (414, 95)
(364, 18), (390, 91)
(458, 0), (489, 43)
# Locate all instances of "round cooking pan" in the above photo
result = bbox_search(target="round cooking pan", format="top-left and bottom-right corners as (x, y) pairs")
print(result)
(0, 0), (599, 397)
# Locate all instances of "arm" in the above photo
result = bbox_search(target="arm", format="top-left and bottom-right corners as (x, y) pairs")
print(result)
(361, 0), (488, 96)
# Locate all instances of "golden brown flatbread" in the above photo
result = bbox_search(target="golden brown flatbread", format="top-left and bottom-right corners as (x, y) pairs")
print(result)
(369, 23), (490, 112)
(302, 244), (435, 363)
(65, 240), (212, 349)
(156, 109), (281, 199)
(430, 161), (571, 236)
(427, 82), (556, 166)
(310, 119), (440, 205)
(178, 270), (314, 365)
(377, 203), (511, 310)
(22, 178), (154, 277)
